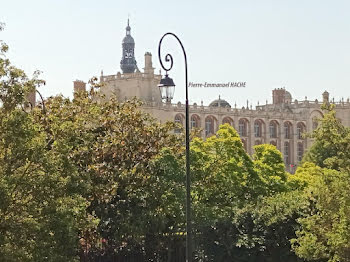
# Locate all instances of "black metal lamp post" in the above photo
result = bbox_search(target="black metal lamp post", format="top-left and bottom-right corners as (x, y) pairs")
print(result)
(158, 33), (192, 262)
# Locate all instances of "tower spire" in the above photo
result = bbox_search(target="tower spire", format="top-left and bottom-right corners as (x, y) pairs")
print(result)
(121, 18), (137, 73)
(126, 18), (131, 35)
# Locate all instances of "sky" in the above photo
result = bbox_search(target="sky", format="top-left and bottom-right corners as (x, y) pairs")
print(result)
(1, 0), (350, 107)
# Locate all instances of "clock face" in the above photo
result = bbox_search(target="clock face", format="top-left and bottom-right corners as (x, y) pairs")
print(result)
(125, 48), (133, 58)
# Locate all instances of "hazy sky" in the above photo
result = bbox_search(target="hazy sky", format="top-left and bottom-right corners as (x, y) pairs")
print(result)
(1, 0), (350, 107)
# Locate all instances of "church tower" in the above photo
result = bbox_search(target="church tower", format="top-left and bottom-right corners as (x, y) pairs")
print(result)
(120, 19), (137, 73)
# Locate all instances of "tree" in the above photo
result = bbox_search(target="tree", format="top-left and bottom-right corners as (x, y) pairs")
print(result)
(0, 27), (88, 261)
(292, 105), (350, 262)
(302, 103), (350, 172)
(188, 124), (300, 261)
(292, 167), (350, 262)
(189, 124), (258, 260)
(253, 144), (288, 195)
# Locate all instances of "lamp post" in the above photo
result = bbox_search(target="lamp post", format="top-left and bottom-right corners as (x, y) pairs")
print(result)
(158, 33), (191, 262)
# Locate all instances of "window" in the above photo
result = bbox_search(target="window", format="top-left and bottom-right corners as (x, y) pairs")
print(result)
(284, 142), (290, 165)
(222, 117), (233, 126)
(239, 119), (247, 137)
(205, 116), (215, 136)
(191, 115), (200, 129)
(297, 123), (305, 139)
(269, 121), (277, 138)
(254, 123), (260, 137)
(254, 120), (263, 137)
(174, 114), (183, 133)
(296, 126), (301, 139)
(284, 122), (292, 139)
(312, 118), (318, 130)
(297, 142), (304, 162)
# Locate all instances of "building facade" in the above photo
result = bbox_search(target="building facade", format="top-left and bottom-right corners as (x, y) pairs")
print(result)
(74, 21), (350, 172)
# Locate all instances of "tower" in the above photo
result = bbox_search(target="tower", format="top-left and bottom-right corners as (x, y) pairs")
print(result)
(144, 52), (154, 75)
(322, 90), (329, 103)
(120, 19), (137, 74)
(272, 88), (292, 104)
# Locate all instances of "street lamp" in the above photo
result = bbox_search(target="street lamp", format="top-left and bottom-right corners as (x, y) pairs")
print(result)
(158, 33), (192, 262)
(158, 74), (175, 103)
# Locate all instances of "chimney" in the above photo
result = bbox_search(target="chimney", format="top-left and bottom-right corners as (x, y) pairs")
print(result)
(73, 80), (86, 93)
(144, 52), (154, 75)
(272, 88), (286, 105)
(322, 91), (329, 103)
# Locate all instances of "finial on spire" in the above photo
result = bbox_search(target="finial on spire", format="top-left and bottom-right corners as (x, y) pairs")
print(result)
(126, 17), (131, 35)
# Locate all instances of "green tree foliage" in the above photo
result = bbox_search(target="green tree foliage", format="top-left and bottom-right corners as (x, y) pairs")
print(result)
(190, 124), (258, 261)
(303, 104), (350, 172)
(292, 105), (350, 262)
(0, 28), (93, 261)
(64, 93), (182, 258)
(3, 24), (350, 262)
(0, 29), (181, 260)
(188, 124), (298, 261)
(253, 144), (288, 195)
(292, 167), (350, 262)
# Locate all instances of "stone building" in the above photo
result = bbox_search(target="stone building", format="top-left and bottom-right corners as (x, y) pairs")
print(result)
(74, 20), (350, 173)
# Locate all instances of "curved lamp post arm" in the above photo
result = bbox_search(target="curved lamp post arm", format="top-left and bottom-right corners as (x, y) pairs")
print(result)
(36, 90), (46, 113)
(158, 33), (192, 262)
(21, 89), (46, 114)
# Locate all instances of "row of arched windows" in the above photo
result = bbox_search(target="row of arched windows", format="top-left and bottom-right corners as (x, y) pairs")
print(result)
(174, 114), (307, 139)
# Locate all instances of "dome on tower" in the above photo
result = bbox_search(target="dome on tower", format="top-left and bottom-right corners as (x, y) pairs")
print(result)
(209, 96), (231, 108)
(284, 91), (292, 103)
(122, 35), (135, 44)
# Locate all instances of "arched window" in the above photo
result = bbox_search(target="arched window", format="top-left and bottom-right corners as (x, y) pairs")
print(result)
(284, 122), (293, 139)
(270, 140), (277, 147)
(297, 142), (304, 162)
(205, 116), (215, 136)
(254, 119), (264, 138)
(284, 142), (290, 165)
(310, 111), (323, 131)
(222, 117), (233, 126)
(190, 114), (200, 129)
(255, 140), (261, 145)
(269, 121), (278, 138)
(174, 114), (184, 133)
(239, 119), (248, 137)
(297, 122), (306, 140)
